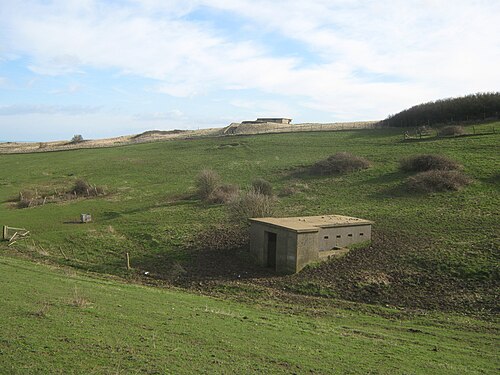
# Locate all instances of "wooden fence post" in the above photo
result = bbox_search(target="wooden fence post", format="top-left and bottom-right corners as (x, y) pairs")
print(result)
(126, 252), (131, 270)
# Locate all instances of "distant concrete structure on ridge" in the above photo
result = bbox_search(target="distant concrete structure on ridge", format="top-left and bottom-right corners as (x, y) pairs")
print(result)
(241, 118), (292, 124)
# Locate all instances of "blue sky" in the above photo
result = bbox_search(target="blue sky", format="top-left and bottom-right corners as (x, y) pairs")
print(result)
(1, 0), (499, 141)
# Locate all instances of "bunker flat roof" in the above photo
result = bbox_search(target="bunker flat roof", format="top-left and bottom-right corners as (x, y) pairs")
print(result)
(249, 215), (373, 233)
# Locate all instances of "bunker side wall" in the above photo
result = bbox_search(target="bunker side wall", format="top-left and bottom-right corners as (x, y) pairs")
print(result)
(318, 225), (371, 250)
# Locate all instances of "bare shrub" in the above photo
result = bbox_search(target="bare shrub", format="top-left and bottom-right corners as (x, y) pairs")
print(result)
(229, 190), (275, 221)
(208, 184), (240, 204)
(71, 179), (104, 197)
(439, 125), (466, 137)
(310, 152), (371, 175)
(190, 224), (249, 251)
(196, 169), (220, 201)
(400, 154), (461, 172)
(404, 170), (472, 193)
(251, 178), (273, 196)
(72, 179), (91, 195)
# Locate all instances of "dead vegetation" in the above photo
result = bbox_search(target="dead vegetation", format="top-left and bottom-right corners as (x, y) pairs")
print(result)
(251, 178), (273, 196)
(309, 152), (371, 175)
(71, 287), (92, 308)
(439, 125), (466, 136)
(400, 154), (461, 172)
(404, 170), (472, 193)
(195, 169), (221, 201)
(14, 179), (105, 209)
(208, 184), (240, 204)
(229, 190), (275, 221)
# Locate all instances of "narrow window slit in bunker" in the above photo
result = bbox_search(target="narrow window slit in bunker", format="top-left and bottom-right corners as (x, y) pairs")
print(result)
(336, 235), (341, 238)
(324, 236), (329, 239)
(348, 234), (353, 237)
(360, 233), (364, 236)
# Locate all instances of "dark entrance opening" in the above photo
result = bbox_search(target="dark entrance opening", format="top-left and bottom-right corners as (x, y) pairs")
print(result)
(266, 232), (277, 269)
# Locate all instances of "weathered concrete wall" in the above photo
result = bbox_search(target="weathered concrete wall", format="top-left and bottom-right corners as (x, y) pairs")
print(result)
(318, 225), (371, 251)
(250, 223), (302, 273)
(295, 231), (320, 272)
(250, 222), (267, 265)
(275, 229), (298, 274)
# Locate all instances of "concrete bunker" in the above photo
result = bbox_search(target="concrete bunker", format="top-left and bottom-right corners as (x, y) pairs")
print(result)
(249, 215), (373, 273)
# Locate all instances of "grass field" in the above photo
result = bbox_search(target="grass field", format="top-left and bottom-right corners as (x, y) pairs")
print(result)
(0, 123), (499, 372)
(1, 123), (498, 312)
(1, 255), (498, 374)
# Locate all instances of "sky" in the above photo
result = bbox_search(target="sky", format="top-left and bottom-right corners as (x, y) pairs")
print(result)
(1, 0), (499, 141)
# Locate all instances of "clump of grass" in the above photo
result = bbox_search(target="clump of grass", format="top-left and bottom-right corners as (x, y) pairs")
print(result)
(400, 154), (461, 172)
(31, 301), (51, 318)
(279, 181), (309, 197)
(71, 287), (92, 308)
(195, 169), (221, 201)
(439, 125), (466, 137)
(251, 178), (273, 196)
(208, 184), (240, 204)
(229, 190), (275, 221)
(404, 170), (472, 193)
(310, 152), (371, 175)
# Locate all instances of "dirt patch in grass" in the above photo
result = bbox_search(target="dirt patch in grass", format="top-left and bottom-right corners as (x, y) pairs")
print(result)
(161, 230), (498, 316)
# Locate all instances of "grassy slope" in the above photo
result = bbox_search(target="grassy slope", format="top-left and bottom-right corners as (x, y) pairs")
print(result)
(0, 256), (498, 374)
(0, 123), (498, 311)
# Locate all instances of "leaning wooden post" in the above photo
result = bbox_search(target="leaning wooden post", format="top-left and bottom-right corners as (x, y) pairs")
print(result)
(2, 226), (8, 241)
(126, 252), (131, 270)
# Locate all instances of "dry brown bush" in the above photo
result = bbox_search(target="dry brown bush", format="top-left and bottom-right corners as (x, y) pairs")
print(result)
(400, 154), (461, 172)
(439, 125), (466, 136)
(310, 152), (371, 175)
(229, 190), (275, 221)
(251, 178), (273, 196)
(72, 179), (104, 197)
(404, 170), (472, 193)
(196, 169), (220, 200)
(208, 184), (240, 204)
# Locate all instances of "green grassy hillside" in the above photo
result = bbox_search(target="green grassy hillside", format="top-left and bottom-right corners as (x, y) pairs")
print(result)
(1, 256), (498, 374)
(0, 124), (499, 313)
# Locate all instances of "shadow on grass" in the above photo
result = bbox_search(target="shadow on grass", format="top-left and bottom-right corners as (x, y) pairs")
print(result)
(132, 245), (275, 286)
(99, 194), (199, 220)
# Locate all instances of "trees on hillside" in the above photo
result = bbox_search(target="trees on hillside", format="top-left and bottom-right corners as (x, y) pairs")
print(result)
(381, 92), (500, 127)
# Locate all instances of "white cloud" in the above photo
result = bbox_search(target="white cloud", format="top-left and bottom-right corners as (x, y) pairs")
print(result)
(0, 104), (101, 116)
(1, 0), (499, 123)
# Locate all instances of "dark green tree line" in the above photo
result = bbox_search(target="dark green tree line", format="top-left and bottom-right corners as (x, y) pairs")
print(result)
(381, 92), (500, 127)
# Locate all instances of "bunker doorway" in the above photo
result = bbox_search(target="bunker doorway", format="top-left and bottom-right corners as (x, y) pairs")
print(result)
(266, 231), (277, 269)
